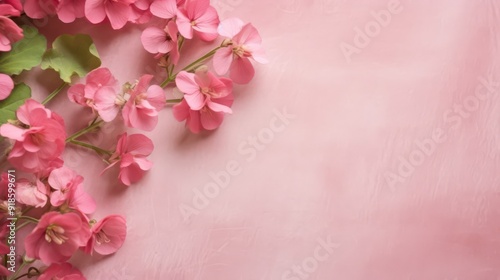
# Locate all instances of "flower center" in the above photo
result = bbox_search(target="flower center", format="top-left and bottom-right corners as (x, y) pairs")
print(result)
(95, 230), (111, 245)
(45, 225), (68, 245)
(134, 93), (146, 105)
(200, 87), (218, 98)
(232, 45), (251, 58)
(190, 21), (197, 26)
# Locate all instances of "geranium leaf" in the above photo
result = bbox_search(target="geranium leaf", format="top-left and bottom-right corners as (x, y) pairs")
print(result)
(0, 26), (47, 75)
(0, 83), (31, 125)
(41, 34), (101, 83)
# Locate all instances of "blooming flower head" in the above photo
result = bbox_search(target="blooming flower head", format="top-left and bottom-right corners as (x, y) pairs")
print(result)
(38, 263), (85, 280)
(48, 166), (96, 215)
(25, 212), (91, 265)
(141, 20), (180, 64)
(2, 0), (22, 12)
(67, 67), (122, 122)
(85, 0), (136, 29)
(0, 74), (13, 100)
(23, 0), (85, 23)
(176, 0), (219, 41)
(17, 178), (48, 208)
(0, 99), (66, 173)
(129, 0), (152, 23)
(122, 75), (166, 131)
(173, 69), (234, 133)
(84, 215), (126, 255)
(149, 0), (176, 19)
(104, 133), (154, 186)
(0, 4), (23, 52)
(213, 18), (268, 84)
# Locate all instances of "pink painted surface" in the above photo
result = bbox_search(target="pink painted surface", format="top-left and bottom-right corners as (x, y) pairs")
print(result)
(24, 0), (500, 279)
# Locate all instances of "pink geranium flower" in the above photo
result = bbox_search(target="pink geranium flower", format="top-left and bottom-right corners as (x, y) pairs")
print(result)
(57, 0), (85, 23)
(176, 0), (219, 41)
(173, 69), (234, 133)
(104, 133), (154, 186)
(67, 67), (123, 122)
(173, 96), (233, 133)
(149, 0), (175, 19)
(3, 0), (22, 12)
(48, 166), (96, 214)
(17, 178), (48, 208)
(0, 4), (23, 52)
(129, 0), (152, 23)
(122, 75), (166, 131)
(0, 99), (66, 173)
(85, 0), (136, 29)
(38, 263), (85, 280)
(23, 0), (84, 23)
(23, 0), (57, 19)
(0, 73), (13, 100)
(84, 215), (126, 255)
(213, 18), (268, 84)
(25, 212), (91, 265)
(141, 20), (180, 64)
(175, 70), (233, 111)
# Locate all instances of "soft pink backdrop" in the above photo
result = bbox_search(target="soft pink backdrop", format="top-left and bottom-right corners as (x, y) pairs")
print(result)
(23, 0), (500, 279)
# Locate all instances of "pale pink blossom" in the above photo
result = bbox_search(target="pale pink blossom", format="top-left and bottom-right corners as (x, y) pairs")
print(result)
(173, 95), (233, 133)
(0, 4), (23, 52)
(141, 20), (180, 64)
(23, 0), (84, 23)
(149, 0), (175, 19)
(17, 178), (48, 208)
(176, 0), (219, 41)
(38, 263), (85, 280)
(213, 18), (268, 84)
(85, 0), (136, 29)
(57, 0), (85, 23)
(104, 133), (154, 186)
(84, 215), (126, 255)
(67, 67), (122, 122)
(122, 75), (166, 131)
(48, 166), (96, 214)
(23, 0), (57, 19)
(24, 212), (91, 265)
(129, 0), (152, 23)
(175, 70), (233, 111)
(0, 99), (66, 173)
(173, 70), (234, 133)
(0, 73), (13, 100)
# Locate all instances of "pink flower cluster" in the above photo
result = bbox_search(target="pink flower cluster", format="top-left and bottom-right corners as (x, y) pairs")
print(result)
(0, 167), (126, 275)
(140, 0), (267, 132)
(0, 0), (266, 277)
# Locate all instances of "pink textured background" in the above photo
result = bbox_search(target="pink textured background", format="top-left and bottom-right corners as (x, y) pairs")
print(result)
(26, 0), (500, 279)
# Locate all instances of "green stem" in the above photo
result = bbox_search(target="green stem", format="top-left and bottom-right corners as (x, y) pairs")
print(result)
(11, 267), (40, 280)
(8, 259), (26, 280)
(66, 120), (104, 143)
(15, 221), (31, 232)
(68, 140), (112, 156)
(183, 46), (222, 72)
(42, 83), (67, 105)
(166, 98), (183, 103)
(16, 216), (39, 223)
(160, 46), (223, 88)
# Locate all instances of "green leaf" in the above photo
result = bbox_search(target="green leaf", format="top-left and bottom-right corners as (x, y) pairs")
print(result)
(0, 26), (47, 75)
(0, 83), (31, 125)
(41, 34), (101, 83)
